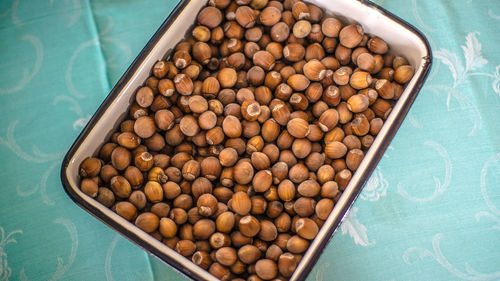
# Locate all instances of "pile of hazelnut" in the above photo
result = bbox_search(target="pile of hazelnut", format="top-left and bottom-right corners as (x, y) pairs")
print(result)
(78, 0), (414, 280)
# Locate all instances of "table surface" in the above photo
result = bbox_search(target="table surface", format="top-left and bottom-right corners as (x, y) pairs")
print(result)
(1, 0), (500, 280)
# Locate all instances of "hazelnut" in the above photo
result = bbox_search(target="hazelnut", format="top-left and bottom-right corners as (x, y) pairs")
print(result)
(291, 138), (312, 159)
(347, 94), (370, 113)
(356, 52), (375, 72)
(174, 74), (194, 95)
(218, 67), (238, 88)
(260, 6), (281, 26)
(293, 20), (311, 38)
(351, 114), (370, 136)
(283, 43), (305, 62)
(278, 253), (297, 277)
(270, 22), (290, 42)
(193, 219), (216, 240)
(286, 118), (309, 138)
(255, 259), (278, 280)
(322, 85), (341, 106)
(205, 126), (225, 145)
(135, 212), (160, 233)
(349, 71), (372, 90)
(321, 17), (342, 37)
(306, 42), (326, 61)
(115, 201), (137, 221)
(216, 247), (238, 266)
(325, 141), (348, 159)
(297, 179), (320, 197)
(235, 6), (256, 28)
(192, 25), (211, 42)
(176, 240), (196, 257)
(286, 235), (309, 253)
(238, 215), (261, 237)
(287, 74), (310, 91)
(295, 217), (318, 240)
(197, 193), (218, 217)
(375, 79), (395, 99)
(238, 245), (261, 264)
(339, 24), (364, 48)
(259, 220), (278, 242)
(394, 65), (414, 84)
(192, 251), (212, 270)
(303, 59), (326, 81)
(192, 42), (212, 64)
(253, 170), (273, 192)
(80, 178), (98, 197)
(253, 50), (276, 71)
(198, 6), (223, 28)
(97, 187), (115, 207)
(318, 109), (339, 132)
(110, 175), (131, 198)
(209, 263), (230, 280)
(80, 157), (101, 178)
(134, 116), (156, 139)
(367, 36), (389, 54)
(144, 181), (164, 203)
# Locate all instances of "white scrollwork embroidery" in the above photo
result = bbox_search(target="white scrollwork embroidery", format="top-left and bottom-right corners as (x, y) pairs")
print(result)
(398, 141), (451, 203)
(105, 235), (120, 281)
(0, 227), (23, 281)
(412, 0), (435, 33)
(340, 207), (374, 246)
(360, 167), (388, 202)
(431, 32), (499, 135)
(0, 35), (43, 95)
(0, 121), (62, 163)
(475, 153), (500, 231)
(403, 233), (500, 280)
(315, 262), (330, 281)
(49, 0), (82, 27)
(19, 218), (78, 281)
(0, 121), (63, 205)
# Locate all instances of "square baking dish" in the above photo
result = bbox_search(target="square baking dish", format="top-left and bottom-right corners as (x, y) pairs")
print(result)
(61, 0), (432, 280)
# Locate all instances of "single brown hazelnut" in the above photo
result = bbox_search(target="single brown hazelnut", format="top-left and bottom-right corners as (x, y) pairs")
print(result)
(349, 71), (372, 90)
(295, 217), (319, 240)
(318, 108), (339, 132)
(218, 67), (238, 88)
(270, 22), (290, 42)
(321, 17), (342, 37)
(209, 263), (230, 280)
(215, 247), (238, 266)
(238, 215), (261, 237)
(367, 36), (389, 54)
(347, 94), (370, 113)
(286, 235), (310, 254)
(192, 251), (212, 270)
(79, 157), (101, 178)
(394, 65), (414, 84)
(278, 252), (297, 277)
(260, 6), (281, 26)
(198, 6), (223, 28)
(193, 219), (216, 240)
(235, 5), (256, 28)
(135, 212), (160, 233)
(255, 259), (278, 280)
(238, 244), (261, 264)
(351, 114), (370, 136)
(286, 118), (309, 138)
(339, 24), (364, 48)
(303, 59), (326, 81)
(110, 175), (131, 199)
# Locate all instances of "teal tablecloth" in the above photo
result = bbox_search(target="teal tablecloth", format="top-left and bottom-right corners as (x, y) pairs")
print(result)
(1, 0), (499, 280)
